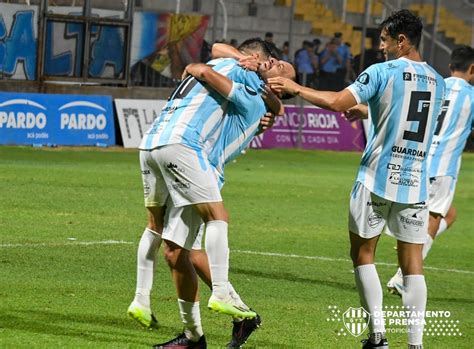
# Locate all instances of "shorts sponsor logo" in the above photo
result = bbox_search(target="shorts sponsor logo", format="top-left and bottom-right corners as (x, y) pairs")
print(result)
(400, 213), (424, 230)
(143, 180), (150, 196)
(141, 169), (150, 175)
(166, 162), (184, 173)
(169, 178), (190, 192)
(368, 211), (383, 228)
(366, 201), (386, 207)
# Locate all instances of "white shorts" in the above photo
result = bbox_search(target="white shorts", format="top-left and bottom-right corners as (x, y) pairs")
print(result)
(429, 176), (456, 217)
(162, 196), (204, 250)
(349, 182), (428, 244)
(140, 144), (222, 208)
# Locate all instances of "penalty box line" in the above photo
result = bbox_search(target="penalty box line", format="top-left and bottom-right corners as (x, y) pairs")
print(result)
(0, 240), (472, 275)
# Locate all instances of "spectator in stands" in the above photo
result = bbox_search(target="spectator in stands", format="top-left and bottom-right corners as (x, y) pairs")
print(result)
(333, 32), (352, 90)
(295, 40), (318, 88)
(313, 38), (322, 55)
(280, 41), (290, 62)
(352, 37), (384, 75)
(264, 31), (282, 58)
(318, 38), (342, 91)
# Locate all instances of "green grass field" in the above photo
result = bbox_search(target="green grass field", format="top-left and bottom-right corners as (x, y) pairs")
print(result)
(0, 146), (472, 348)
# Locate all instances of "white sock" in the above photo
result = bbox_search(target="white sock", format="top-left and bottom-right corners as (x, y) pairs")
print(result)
(354, 264), (385, 334)
(178, 299), (203, 341)
(403, 275), (427, 346)
(205, 220), (229, 297)
(134, 228), (162, 308)
(436, 218), (448, 237)
(421, 235), (434, 260)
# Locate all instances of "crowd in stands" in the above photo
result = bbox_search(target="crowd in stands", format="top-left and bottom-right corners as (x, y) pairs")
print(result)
(202, 31), (385, 92)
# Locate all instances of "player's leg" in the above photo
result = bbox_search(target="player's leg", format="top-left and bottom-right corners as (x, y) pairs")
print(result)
(155, 144), (254, 318)
(189, 226), (261, 348)
(128, 150), (168, 329)
(423, 176), (456, 259)
(190, 203), (256, 319)
(161, 240), (205, 344)
(388, 176), (456, 295)
(390, 202), (429, 348)
(348, 182), (388, 348)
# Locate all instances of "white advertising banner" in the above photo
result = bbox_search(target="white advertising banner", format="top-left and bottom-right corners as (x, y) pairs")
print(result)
(115, 99), (167, 148)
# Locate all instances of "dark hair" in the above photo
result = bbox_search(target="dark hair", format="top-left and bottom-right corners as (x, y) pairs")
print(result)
(265, 32), (273, 38)
(450, 45), (474, 72)
(379, 9), (423, 49)
(238, 38), (272, 58)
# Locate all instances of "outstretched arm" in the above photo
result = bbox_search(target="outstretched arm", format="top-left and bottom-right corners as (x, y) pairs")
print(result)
(268, 77), (357, 112)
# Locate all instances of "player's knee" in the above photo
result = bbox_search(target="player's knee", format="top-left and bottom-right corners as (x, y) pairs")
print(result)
(446, 207), (457, 227)
(350, 246), (374, 266)
(163, 241), (189, 270)
(146, 206), (165, 233)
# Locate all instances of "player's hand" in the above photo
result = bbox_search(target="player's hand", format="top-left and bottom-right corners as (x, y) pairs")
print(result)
(268, 77), (301, 96)
(259, 112), (276, 131)
(238, 54), (259, 71)
(343, 104), (368, 122)
(181, 63), (208, 80)
(181, 63), (195, 80)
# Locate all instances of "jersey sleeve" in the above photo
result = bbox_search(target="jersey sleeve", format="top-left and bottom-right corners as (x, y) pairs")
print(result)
(346, 64), (382, 104)
(227, 81), (266, 115)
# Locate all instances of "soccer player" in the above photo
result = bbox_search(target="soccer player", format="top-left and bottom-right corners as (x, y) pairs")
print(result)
(268, 9), (445, 349)
(148, 60), (293, 348)
(130, 42), (294, 347)
(386, 45), (474, 295)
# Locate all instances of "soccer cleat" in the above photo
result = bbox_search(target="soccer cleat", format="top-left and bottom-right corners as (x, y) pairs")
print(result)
(208, 293), (257, 319)
(127, 300), (159, 329)
(361, 333), (389, 348)
(387, 268), (404, 297)
(226, 313), (262, 348)
(152, 333), (207, 348)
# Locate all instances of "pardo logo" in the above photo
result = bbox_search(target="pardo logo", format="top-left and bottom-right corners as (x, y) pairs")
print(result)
(0, 99), (47, 129)
(59, 101), (107, 130)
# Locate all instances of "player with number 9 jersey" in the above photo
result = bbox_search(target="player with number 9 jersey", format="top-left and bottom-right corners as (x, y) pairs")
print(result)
(347, 58), (445, 204)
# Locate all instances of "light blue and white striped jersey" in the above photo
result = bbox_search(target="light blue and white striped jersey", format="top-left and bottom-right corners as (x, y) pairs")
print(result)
(347, 57), (445, 204)
(139, 58), (264, 151)
(207, 97), (268, 188)
(429, 77), (473, 179)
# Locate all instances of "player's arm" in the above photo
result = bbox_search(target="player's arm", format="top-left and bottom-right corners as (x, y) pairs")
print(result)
(212, 43), (259, 71)
(183, 63), (233, 98)
(212, 43), (246, 60)
(262, 86), (284, 116)
(268, 77), (357, 112)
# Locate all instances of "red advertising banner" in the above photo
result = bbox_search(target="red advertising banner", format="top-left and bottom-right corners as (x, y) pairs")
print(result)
(250, 105), (365, 151)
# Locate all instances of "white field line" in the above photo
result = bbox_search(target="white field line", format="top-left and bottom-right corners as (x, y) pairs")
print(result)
(0, 240), (472, 275)
(0, 240), (133, 248)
